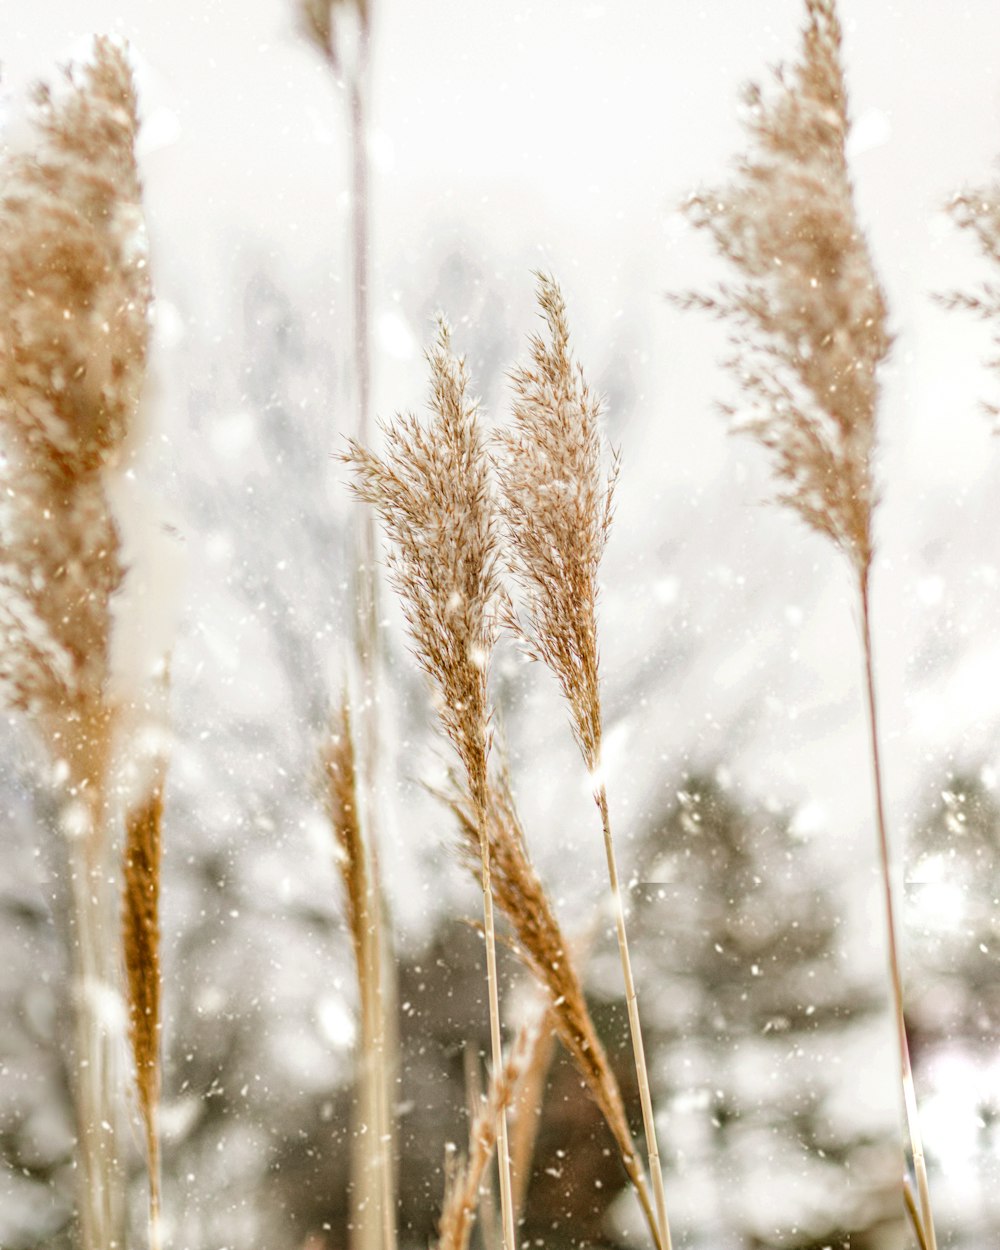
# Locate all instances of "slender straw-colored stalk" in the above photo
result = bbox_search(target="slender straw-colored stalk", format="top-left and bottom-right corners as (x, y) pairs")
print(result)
(860, 570), (937, 1250)
(473, 774), (517, 1250)
(321, 699), (394, 1250)
(344, 326), (516, 1250)
(676, 4), (938, 1242)
(462, 1045), (498, 1250)
(496, 275), (671, 1250)
(68, 779), (126, 1250)
(298, 7), (396, 1247)
(595, 787), (670, 1250)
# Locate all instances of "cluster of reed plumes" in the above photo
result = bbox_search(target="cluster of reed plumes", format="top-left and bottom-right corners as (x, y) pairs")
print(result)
(344, 280), (672, 1250)
(0, 38), (166, 1250)
(8, 0), (1000, 1246)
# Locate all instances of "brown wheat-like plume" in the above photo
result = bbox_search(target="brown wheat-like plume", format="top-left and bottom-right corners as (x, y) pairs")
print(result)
(495, 274), (670, 1250)
(675, 0), (890, 577)
(0, 37), (150, 778)
(0, 38), (151, 1250)
(321, 698), (371, 978)
(123, 770), (166, 1250)
(343, 322), (516, 1250)
(437, 763), (663, 1247)
(675, 4), (936, 1247)
(494, 273), (616, 772)
(344, 320), (502, 811)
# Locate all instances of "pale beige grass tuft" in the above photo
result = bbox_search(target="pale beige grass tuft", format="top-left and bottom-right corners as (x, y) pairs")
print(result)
(344, 323), (516, 1250)
(676, 3), (935, 1246)
(495, 274), (670, 1250)
(0, 37), (152, 1250)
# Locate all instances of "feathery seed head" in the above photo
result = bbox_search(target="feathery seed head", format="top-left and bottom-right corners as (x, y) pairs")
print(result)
(495, 274), (616, 771)
(343, 321), (502, 796)
(677, 0), (890, 575)
(0, 38), (150, 782)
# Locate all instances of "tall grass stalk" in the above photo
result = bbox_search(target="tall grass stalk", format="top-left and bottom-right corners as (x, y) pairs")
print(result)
(0, 38), (152, 1250)
(298, 5), (396, 1247)
(496, 275), (671, 1250)
(344, 325), (517, 1250)
(676, 2), (937, 1243)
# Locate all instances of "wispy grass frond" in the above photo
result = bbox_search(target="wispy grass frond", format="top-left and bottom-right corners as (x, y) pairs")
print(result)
(344, 322), (516, 1250)
(676, 0), (890, 574)
(321, 698), (370, 977)
(0, 37), (152, 1250)
(344, 322), (503, 808)
(940, 183), (1000, 424)
(297, 0), (371, 73)
(496, 273), (670, 1250)
(675, 5), (935, 1247)
(0, 36), (151, 778)
(494, 273), (616, 772)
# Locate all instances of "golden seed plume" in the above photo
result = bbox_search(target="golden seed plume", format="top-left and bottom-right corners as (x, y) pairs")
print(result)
(0, 39), (152, 1250)
(676, 0), (891, 574)
(320, 697), (371, 977)
(122, 768), (165, 1241)
(0, 35), (151, 784)
(494, 273), (617, 772)
(343, 320), (503, 806)
(344, 321), (517, 1250)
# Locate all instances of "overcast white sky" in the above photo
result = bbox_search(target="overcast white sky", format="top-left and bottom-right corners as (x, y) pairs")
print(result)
(5, 0), (1000, 884)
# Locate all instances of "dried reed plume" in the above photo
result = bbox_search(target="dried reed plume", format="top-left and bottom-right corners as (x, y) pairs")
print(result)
(676, 4), (935, 1247)
(495, 274), (671, 1250)
(495, 274), (616, 771)
(0, 37), (151, 1250)
(343, 324), (516, 1250)
(123, 768), (166, 1250)
(437, 1018), (537, 1250)
(320, 698), (395, 1250)
(939, 180), (1000, 425)
(437, 762), (664, 1249)
(676, 1), (890, 577)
